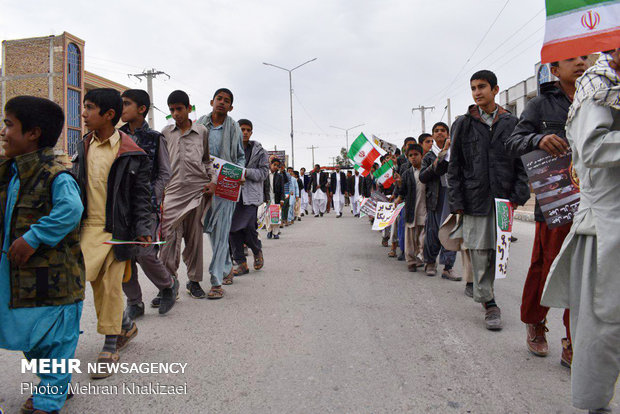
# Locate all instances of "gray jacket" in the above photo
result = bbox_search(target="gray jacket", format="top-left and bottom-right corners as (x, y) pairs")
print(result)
(241, 141), (269, 206)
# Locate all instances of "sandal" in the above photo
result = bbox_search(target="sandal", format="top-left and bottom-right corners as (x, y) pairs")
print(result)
(254, 251), (264, 270)
(233, 263), (249, 276)
(207, 286), (225, 300)
(90, 351), (120, 379)
(21, 390), (74, 414)
(388, 249), (396, 257)
(223, 270), (234, 285)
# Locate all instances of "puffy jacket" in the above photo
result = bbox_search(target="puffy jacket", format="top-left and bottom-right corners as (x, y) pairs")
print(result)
(73, 131), (152, 261)
(240, 141), (269, 206)
(419, 151), (449, 211)
(505, 82), (572, 222)
(448, 105), (530, 215)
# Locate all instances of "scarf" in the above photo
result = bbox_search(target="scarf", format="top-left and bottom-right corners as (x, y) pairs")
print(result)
(567, 53), (620, 124)
(196, 113), (242, 164)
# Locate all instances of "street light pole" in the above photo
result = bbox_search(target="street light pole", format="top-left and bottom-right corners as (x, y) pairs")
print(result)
(330, 123), (365, 150)
(263, 58), (317, 169)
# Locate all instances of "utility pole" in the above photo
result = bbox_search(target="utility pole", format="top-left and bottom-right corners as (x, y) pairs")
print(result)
(307, 145), (319, 166)
(129, 68), (170, 129)
(411, 105), (435, 133)
(447, 98), (452, 128)
(263, 58), (317, 169)
(330, 123), (365, 151)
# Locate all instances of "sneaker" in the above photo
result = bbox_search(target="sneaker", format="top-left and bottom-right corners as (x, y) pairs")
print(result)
(526, 321), (549, 357)
(126, 302), (145, 320)
(561, 338), (572, 368)
(485, 306), (502, 331)
(337, 213), (342, 218)
(186, 281), (206, 299)
(267, 231), (273, 239)
(150, 291), (162, 308)
(464, 283), (474, 298)
(117, 322), (138, 351)
(298, 217), (302, 221)
(441, 268), (462, 282)
(425, 263), (437, 277)
(314, 214), (319, 217)
(159, 277), (179, 315)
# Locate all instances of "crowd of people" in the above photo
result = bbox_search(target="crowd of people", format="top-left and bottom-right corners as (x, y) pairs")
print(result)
(0, 49), (618, 414)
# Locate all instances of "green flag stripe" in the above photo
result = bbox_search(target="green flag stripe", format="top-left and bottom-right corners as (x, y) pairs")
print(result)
(348, 133), (369, 158)
(373, 160), (393, 178)
(546, 0), (616, 17)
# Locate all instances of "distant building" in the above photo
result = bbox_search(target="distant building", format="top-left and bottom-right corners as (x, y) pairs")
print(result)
(0, 32), (128, 162)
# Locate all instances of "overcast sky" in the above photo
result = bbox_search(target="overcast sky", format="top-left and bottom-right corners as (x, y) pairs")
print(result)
(1, 0), (546, 169)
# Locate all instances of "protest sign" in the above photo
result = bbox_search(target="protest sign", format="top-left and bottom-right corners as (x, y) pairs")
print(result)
(267, 150), (286, 164)
(372, 202), (405, 231)
(360, 191), (389, 217)
(257, 203), (267, 230)
(372, 134), (399, 154)
(268, 204), (281, 225)
(211, 156), (245, 202)
(494, 198), (514, 280)
(521, 149), (580, 228)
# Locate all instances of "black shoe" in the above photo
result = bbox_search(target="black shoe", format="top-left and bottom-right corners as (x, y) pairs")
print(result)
(267, 231), (273, 239)
(320, 212), (323, 217)
(273, 234), (280, 239)
(304, 210), (308, 215)
(397, 253), (405, 261)
(186, 281), (206, 299)
(298, 217), (302, 221)
(159, 277), (179, 315)
(314, 214), (319, 217)
(126, 302), (145, 319)
(150, 291), (162, 308)
(337, 213), (342, 218)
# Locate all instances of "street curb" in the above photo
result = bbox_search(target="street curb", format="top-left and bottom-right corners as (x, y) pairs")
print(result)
(514, 209), (535, 223)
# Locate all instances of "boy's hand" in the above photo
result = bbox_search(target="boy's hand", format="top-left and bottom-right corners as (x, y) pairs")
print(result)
(394, 173), (402, 185)
(203, 182), (217, 196)
(539, 134), (568, 157)
(442, 139), (451, 151)
(9, 237), (35, 266)
(136, 235), (152, 248)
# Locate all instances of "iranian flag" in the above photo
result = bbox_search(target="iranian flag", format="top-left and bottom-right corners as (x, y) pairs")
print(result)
(373, 160), (395, 189)
(348, 133), (381, 170)
(354, 163), (370, 177)
(541, 0), (620, 63)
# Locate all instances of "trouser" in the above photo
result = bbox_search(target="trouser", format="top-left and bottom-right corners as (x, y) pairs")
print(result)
(206, 197), (236, 286)
(91, 250), (128, 335)
(461, 248), (473, 283)
(567, 235), (620, 410)
(351, 196), (361, 215)
(160, 201), (207, 283)
(424, 206), (456, 269)
(123, 213), (172, 306)
(405, 225), (424, 266)
(390, 217), (399, 243)
(521, 221), (571, 338)
(282, 197), (290, 223)
(300, 190), (309, 212)
(397, 210), (406, 252)
(312, 192), (327, 214)
(333, 192), (345, 214)
(294, 197), (301, 218)
(23, 303), (83, 412)
(326, 192), (332, 213)
(468, 249), (496, 303)
(287, 195), (296, 221)
(230, 223), (262, 265)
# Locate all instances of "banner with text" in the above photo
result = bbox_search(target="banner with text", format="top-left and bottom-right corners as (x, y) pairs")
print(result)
(372, 202), (405, 231)
(495, 198), (514, 280)
(211, 156), (245, 202)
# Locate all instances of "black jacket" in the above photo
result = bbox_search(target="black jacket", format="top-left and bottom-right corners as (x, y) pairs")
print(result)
(347, 174), (364, 195)
(448, 105), (530, 215)
(362, 174), (375, 197)
(505, 82), (571, 222)
(302, 174), (311, 191)
(264, 171), (285, 204)
(419, 151), (448, 212)
(310, 171), (327, 193)
(73, 131), (152, 261)
(329, 171), (347, 195)
(396, 167), (418, 223)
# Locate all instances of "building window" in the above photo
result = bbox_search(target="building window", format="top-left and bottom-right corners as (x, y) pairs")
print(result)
(67, 43), (81, 87)
(67, 128), (81, 157)
(67, 89), (81, 155)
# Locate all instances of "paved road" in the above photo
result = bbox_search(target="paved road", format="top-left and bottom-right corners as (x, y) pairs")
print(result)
(0, 212), (618, 413)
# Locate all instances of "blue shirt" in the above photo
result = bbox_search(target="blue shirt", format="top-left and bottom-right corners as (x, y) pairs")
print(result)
(0, 164), (84, 351)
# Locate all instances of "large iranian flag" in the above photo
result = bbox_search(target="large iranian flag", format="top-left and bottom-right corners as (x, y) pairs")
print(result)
(373, 160), (395, 189)
(541, 0), (620, 63)
(348, 133), (381, 170)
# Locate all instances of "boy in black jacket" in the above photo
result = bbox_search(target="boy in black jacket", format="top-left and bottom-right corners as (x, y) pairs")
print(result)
(448, 70), (530, 331)
(120, 89), (178, 319)
(505, 56), (588, 363)
(74, 88), (152, 377)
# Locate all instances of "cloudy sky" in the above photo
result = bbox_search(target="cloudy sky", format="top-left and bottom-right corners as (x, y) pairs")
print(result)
(1, 0), (546, 169)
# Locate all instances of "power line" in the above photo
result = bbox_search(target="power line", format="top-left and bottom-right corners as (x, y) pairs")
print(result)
(293, 91), (327, 134)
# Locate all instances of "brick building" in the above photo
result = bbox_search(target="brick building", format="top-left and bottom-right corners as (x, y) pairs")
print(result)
(0, 32), (128, 162)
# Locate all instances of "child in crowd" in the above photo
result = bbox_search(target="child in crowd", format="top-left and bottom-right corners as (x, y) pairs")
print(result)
(265, 158), (285, 239)
(74, 88), (153, 377)
(119, 89), (178, 318)
(159, 90), (215, 300)
(1, 96), (84, 414)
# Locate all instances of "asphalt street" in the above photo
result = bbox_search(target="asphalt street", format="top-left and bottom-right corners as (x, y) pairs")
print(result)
(0, 211), (618, 413)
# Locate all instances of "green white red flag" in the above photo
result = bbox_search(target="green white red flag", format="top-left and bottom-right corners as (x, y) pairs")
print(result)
(541, 0), (620, 63)
(348, 133), (382, 171)
(354, 163), (370, 177)
(373, 160), (395, 189)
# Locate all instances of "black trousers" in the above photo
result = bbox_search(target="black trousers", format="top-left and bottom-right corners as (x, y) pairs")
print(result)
(230, 223), (262, 264)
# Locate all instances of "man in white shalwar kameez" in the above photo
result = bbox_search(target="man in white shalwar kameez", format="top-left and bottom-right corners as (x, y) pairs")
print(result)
(330, 166), (347, 217)
(348, 169), (363, 216)
(542, 51), (620, 413)
(310, 164), (327, 217)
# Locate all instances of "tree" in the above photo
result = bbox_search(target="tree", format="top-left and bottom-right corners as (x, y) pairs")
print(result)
(335, 147), (352, 168)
